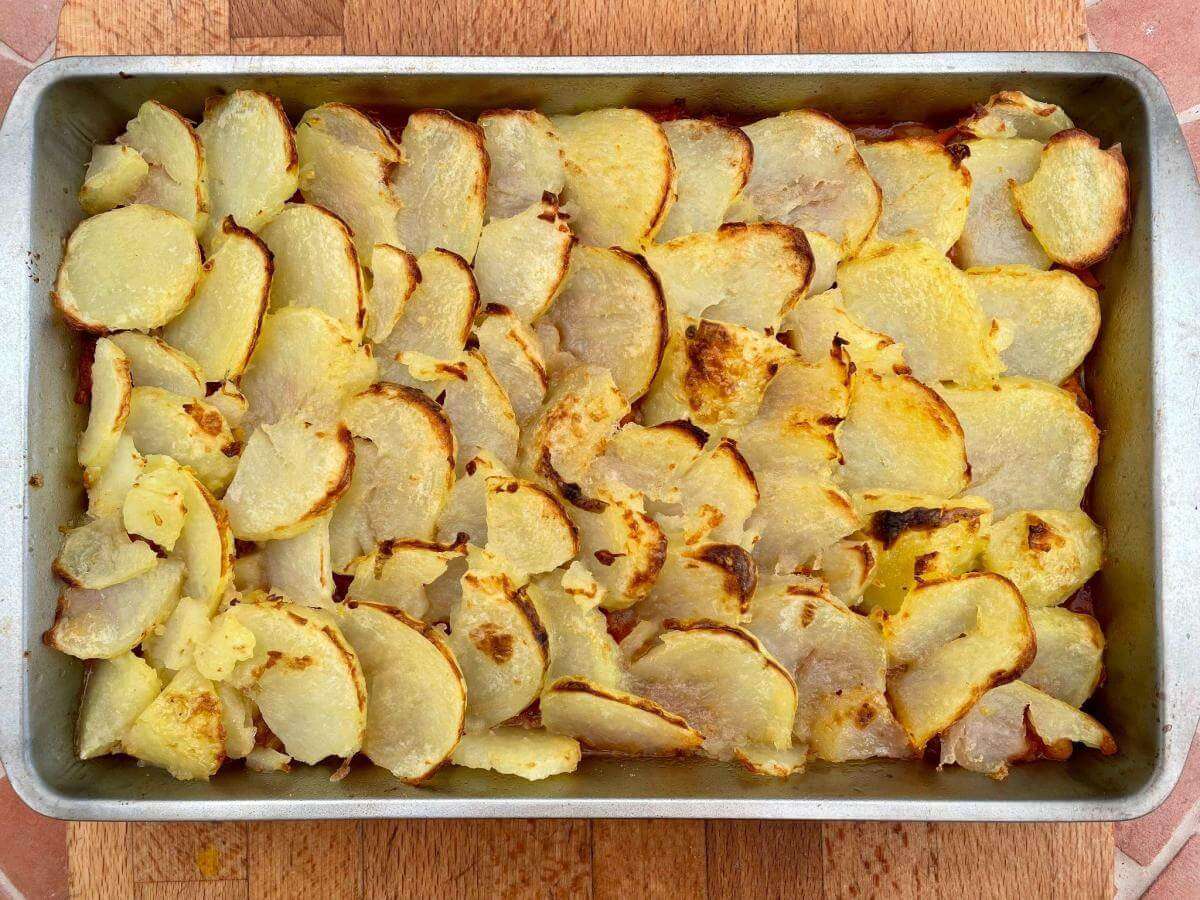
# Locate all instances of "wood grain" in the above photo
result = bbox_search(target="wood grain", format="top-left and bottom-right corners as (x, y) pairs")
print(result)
(68, 821), (134, 899)
(592, 820), (707, 899)
(130, 823), (248, 883)
(707, 821), (824, 898)
(247, 821), (362, 899)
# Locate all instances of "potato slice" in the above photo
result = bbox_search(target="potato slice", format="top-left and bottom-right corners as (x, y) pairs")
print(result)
(1011, 130), (1131, 268)
(193, 613), (256, 682)
(78, 337), (132, 470)
(473, 197), (574, 325)
(748, 473), (859, 575)
(981, 507), (1103, 608)
(338, 600), (466, 781)
(122, 666), (224, 781)
(728, 110), (881, 256)
(216, 682), (257, 759)
(883, 573), (1035, 750)
(781, 287), (907, 376)
(552, 108), (675, 250)
(811, 538), (877, 606)
(451, 728), (580, 781)
(631, 622), (796, 759)
(528, 565), (625, 690)
(240, 307), (377, 429)
(587, 420), (706, 505)
(479, 109), (566, 222)
(568, 493), (667, 611)
(227, 599), (366, 764)
(837, 241), (1002, 386)
(108, 332), (204, 399)
(965, 266), (1100, 384)
(205, 382), (248, 432)
(638, 542), (756, 626)
(955, 138), (1051, 269)
(733, 744), (808, 778)
(363, 243), (419, 344)
(246, 745), (292, 773)
(543, 245), (666, 402)
(76, 652), (162, 759)
(474, 305), (548, 424)
(54, 204), (202, 333)
(645, 223), (813, 334)
(937, 378), (1099, 517)
(123, 461), (189, 551)
(198, 90), (298, 246)
(167, 461), (235, 609)
(484, 477), (577, 577)
(162, 218), (273, 383)
(542, 677), (703, 756)
(663, 438), (759, 547)
(958, 91), (1073, 142)
(261, 515), (336, 610)
(346, 537), (464, 618)
(119, 101), (208, 233)
(141, 594), (214, 675)
(837, 369), (969, 498)
(123, 386), (238, 494)
(657, 119), (753, 242)
(437, 351), (520, 469)
(436, 451), (511, 546)
(45, 558), (184, 659)
(804, 231), (840, 298)
(79, 143), (148, 215)
(1023, 607), (1104, 707)
(859, 137), (971, 254)
(86, 434), (144, 518)
(53, 513), (157, 589)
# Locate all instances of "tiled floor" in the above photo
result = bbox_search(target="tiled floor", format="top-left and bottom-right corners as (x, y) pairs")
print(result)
(1, 0), (1199, 897)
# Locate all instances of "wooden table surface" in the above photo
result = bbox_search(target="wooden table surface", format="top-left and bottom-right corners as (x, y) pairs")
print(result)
(55, 1), (1112, 897)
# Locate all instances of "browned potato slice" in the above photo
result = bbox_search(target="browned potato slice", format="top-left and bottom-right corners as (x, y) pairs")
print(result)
(937, 378), (1098, 517)
(484, 477), (578, 577)
(644, 223), (812, 334)
(812, 538), (877, 606)
(79, 143), (148, 215)
(781, 287), (907, 376)
(119, 101), (209, 233)
(728, 110), (881, 256)
(552, 108), (675, 250)
(638, 542), (756, 626)
(981, 507), (1103, 607)
(528, 564), (626, 689)
(78, 337), (131, 471)
(541, 676), (703, 756)
(54, 205), (202, 333)
(76, 652), (162, 759)
(958, 91), (1074, 142)
(301, 103), (400, 156)
(588, 420), (706, 505)
(473, 197), (574, 324)
(450, 728), (580, 781)
(53, 513), (157, 589)
(479, 109), (566, 222)
(1023, 607), (1104, 707)
(733, 744), (808, 778)
(86, 434), (143, 519)
(837, 241), (1002, 386)
(474, 305), (548, 424)
(193, 612), (256, 683)
(140, 594), (214, 675)
(568, 493), (667, 611)
(216, 682), (256, 760)
(955, 138), (1051, 269)
(1011, 130), (1131, 268)
(663, 438), (759, 547)
(363, 243), (419, 344)
(122, 459), (188, 550)
(436, 450), (511, 546)
(346, 537), (464, 618)
(166, 461), (235, 609)
(205, 382), (248, 432)
(108, 332), (204, 399)
(883, 573), (1035, 750)
(859, 137), (971, 253)
(122, 666), (224, 780)
(749, 473), (859, 575)
(261, 518), (336, 610)
(438, 351), (520, 469)
(656, 119), (752, 242)
(123, 387), (238, 493)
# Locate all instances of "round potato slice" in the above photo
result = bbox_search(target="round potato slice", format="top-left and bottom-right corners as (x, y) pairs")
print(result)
(85, 433), (143, 520)
(656, 118), (753, 242)
(937, 378), (1098, 518)
(474, 198), (574, 325)
(363, 243), (420, 344)
(122, 666), (224, 781)
(119, 100), (209, 233)
(301, 102), (400, 156)
(803, 230), (841, 298)
(123, 386), (239, 494)
(728, 110), (881, 256)
(479, 109), (566, 222)
(662, 438), (760, 547)
(955, 138), (1051, 269)
(205, 382), (248, 430)
(981, 507), (1103, 608)
(1011, 129), (1131, 268)
(166, 460), (235, 609)
(108, 331), (204, 399)
(812, 537), (877, 606)
(542, 676), (703, 756)
(346, 537), (464, 618)
(451, 727), (580, 780)
(568, 492), (667, 611)
(119, 460), (188, 551)
(54, 204), (202, 333)
(260, 516), (335, 610)
(78, 143), (148, 216)
(587, 420), (706, 505)
(474, 305), (548, 424)
(436, 450), (511, 545)
(749, 473), (859, 576)
(76, 652), (162, 760)
(437, 351), (520, 470)
(484, 476), (578, 577)
(958, 91), (1074, 142)
(782, 287), (907, 376)
(858, 137), (971, 254)
(1022, 607), (1104, 707)
(53, 512), (157, 590)
(733, 744), (809, 778)
(78, 337), (132, 471)
(637, 542), (756, 626)
(528, 565), (626, 690)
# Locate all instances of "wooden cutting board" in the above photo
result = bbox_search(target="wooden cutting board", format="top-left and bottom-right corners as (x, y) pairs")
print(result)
(56, 1), (1112, 897)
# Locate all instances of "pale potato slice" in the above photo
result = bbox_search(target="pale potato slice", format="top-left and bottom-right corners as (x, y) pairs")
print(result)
(937, 378), (1099, 517)
(437, 351), (520, 469)
(259, 203), (364, 334)
(748, 473), (859, 575)
(224, 419), (354, 541)
(122, 666), (224, 781)
(811, 538), (877, 606)
(45, 558), (184, 659)
(54, 205), (202, 333)
(302, 103), (400, 156)
(338, 600), (466, 781)
(227, 599), (366, 764)
(240, 307), (377, 429)
(1023, 607), (1104, 707)
(123, 461), (188, 550)
(587, 420), (705, 505)
(542, 677), (703, 756)
(119, 101), (208, 233)
(108, 332), (204, 399)
(86, 434), (144, 518)
(363, 243), (420, 344)
(663, 438), (759, 547)
(122, 386), (238, 494)
(478, 109), (566, 222)
(246, 745), (292, 773)
(544, 246), (665, 401)
(391, 109), (488, 261)
(837, 241), (1002, 386)
(940, 681), (1115, 777)
(198, 90), (298, 246)
(631, 622), (796, 759)
(837, 369), (969, 498)
(474, 305), (548, 424)
(734, 744), (809, 778)
(1011, 130), (1131, 268)
(981, 507), (1103, 607)
(859, 137), (971, 254)
(958, 91), (1074, 142)
(781, 287), (907, 376)
(552, 108), (675, 250)
(346, 537), (463, 618)
(205, 382), (248, 432)
(645, 222), (813, 334)
(484, 477), (578, 577)
(216, 682), (257, 759)
(803, 231), (841, 297)
(966, 266), (1100, 384)
(436, 451), (511, 545)
(79, 143), (148, 215)
(193, 612), (256, 682)
(728, 110), (881, 256)
(53, 513), (157, 589)
(76, 652), (162, 759)
(955, 138), (1051, 269)
(162, 218), (272, 383)
(78, 337), (131, 470)
(883, 573), (1035, 750)
(451, 728), (580, 781)
(167, 461), (235, 609)
(473, 197), (574, 324)
(568, 494), (667, 611)
(262, 516), (336, 610)
(528, 565), (625, 690)
(638, 542), (756, 626)
(657, 119), (753, 242)
(141, 594), (213, 675)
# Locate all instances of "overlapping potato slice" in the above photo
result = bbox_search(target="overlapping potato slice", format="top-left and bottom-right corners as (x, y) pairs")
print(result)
(436, 450), (510, 545)
(749, 473), (859, 575)
(451, 728), (580, 781)
(631, 622), (796, 759)
(122, 666), (224, 780)
(861, 138), (969, 254)
(656, 119), (753, 242)
(883, 573), (1035, 749)
(108, 332), (204, 398)
(205, 382), (248, 432)
(474, 305), (548, 424)
(363, 243), (420, 344)
(86, 434), (143, 518)
(937, 378), (1098, 518)
(118, 101), (209, 233)
(528, 565), (626, 689)
(114, 460), (186, 546)
(53, 512), (157, 589)
(733, 744), (808, 778)
(728, 110), (881, 256)
(193, 613), (256, 682)
(981, 507), (1103, 607)
(123, 387), (238, 493)
(346, 537), (463, 618)
(803, 231), (840, 298)
(260, 515), (335, 608)
(1022, 607), (1104, 707)
(473, 197), (574, 324)
(216, 682), (257, 759)
(338, 600), (466, 780)
(837, 241), (1002, 386)
(54, 205), (202, 333)
(587, 419), (706, 505)
(435, 351), (520, 469)
(479, 109), (566, 222)
(955, 138), (1051, 269)
(811, 538), (877, 606)
(484, 477), (578, 577)
(78, 143), (148, 215)
(661, 438), (759, 547)
(542, 676), (703, 756)
(568, 491), (667, 611)
(78, 337), (131, 471)
(140, 594), (214, 675)
(76, 652), (162, 759)
(958, 91), (1073, 142)
(1011, 130), (1131, 268)
(226, 599), (367, 764)
(781, 287), (907, 376)
(638, 542), (756, 625)
(166, 460), (235, 608)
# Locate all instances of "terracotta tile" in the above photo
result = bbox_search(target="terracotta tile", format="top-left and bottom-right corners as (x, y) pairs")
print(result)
(0, 54), (33, 120)
(1146, 835), (1200, 899)
(0, 775), (69, 899)
(0, 0), (63, 62)
(1087, 0), (1200, 113)
(1117, 730), (1200, 865)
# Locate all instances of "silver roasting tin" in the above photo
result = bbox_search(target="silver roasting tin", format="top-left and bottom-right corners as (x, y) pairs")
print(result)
(1, 53), (1198, 822)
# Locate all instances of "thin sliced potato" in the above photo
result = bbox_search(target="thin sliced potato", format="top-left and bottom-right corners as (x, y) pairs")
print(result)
(119, 101), (208, 233)
(484, 477), (578, 577)
(436, 450), (511, 546)
(958, 91), (1074, 142)
(568, 493), (667, 611)
(981, 507), (1103, 608)
(812, 538), (877, 606)
(450, 728), (580, 781)
(528, 565), (626, 690)
(782, 287), (907, 376)
(301, 103), (400, 156)
(261, 516), (335, 609)
(664, 438), (759, 547)
(859, 137), (971, 254)
(78, 337), (131, 471)
(346, 537), (464, 618)
(140, 594), (214, 675)
(167, 461), (235, 609)
(363, 243), (419, 344)
(123, 386), (239, 494)
(473, 197), (574, 324)
(123, 462), (189, 551)
(437, 351), (520, 469)
(122, 666), (224, 780)
(638, 542), (756, 625)
(79, 143), (148, 215)
(734, 744), (808, 778)
(205, 382), (248, 432)
(474, 305), (548, 424)
(955, 138), (1051, 269)
(1023, 607), (1104, 707)
(216, 682), (257, 759)
(86, 434), (143, 518)
(803, 231), (841, 298)
(108, 331), (204, 399)
(76, 652), (162, 759)
(54, 513), (157, 589)
(542, 676), (703, 756)
(748, 473), (859, 575)
(657, 118), (752, 242)
(192, 612), (256, 682)
(587, 419), (706, 505)
(479, 109), (566, 222)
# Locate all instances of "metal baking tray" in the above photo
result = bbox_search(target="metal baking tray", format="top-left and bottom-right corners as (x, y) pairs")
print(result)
(1, 53), (1197, 822)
